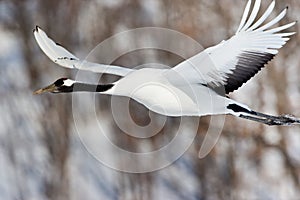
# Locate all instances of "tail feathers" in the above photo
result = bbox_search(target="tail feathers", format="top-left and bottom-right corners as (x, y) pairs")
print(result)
(227, 103), (300, 126)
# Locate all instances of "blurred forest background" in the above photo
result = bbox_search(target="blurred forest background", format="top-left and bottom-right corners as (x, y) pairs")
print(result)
(1, 0), (300, 199)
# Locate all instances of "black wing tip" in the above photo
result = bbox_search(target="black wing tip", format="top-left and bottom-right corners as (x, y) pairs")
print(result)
(55, 42), (63, 47)
(224, 51), (275, 94)
(225, 68), (265, 94)
(33, 25), (41, 33)
(227, 104), (252, 114)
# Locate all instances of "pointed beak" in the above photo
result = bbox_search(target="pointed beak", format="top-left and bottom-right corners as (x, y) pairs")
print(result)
(33, 83), (57, 95)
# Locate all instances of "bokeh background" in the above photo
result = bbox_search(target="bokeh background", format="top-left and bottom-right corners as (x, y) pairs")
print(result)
(1, 0), (300, 199)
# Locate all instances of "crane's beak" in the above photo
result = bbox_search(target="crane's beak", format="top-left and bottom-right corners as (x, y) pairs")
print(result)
(33, 83), (57, 95)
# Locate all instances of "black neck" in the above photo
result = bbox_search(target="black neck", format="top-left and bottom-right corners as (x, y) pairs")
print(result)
(64, 82), (114, 93)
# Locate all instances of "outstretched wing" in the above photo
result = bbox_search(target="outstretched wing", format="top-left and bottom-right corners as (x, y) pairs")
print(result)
(169, 0), (296, 93)
(33, 26), (133, 76)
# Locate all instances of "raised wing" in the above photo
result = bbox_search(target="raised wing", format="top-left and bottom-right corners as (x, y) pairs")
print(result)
(33, 26), (133, 76)
(170, 0), (296, 93)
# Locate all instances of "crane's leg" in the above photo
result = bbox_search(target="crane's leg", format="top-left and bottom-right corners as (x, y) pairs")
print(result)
(239, 111), (300, 126)
(227, 103), (300, 126)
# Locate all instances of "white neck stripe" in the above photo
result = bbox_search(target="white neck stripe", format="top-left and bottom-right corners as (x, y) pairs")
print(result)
(63, 79), (76, 86)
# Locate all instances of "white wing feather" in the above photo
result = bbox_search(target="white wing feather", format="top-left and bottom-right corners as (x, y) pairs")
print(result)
(236, 0), (252, 33)
(240, 0), (261, 32)
(169, 0), (296, 93)
(248, 1), (275, 31)
(33, 26), (133, 76)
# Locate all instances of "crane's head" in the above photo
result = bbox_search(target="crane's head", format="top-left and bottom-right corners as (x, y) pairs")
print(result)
(33, 78), (76, 94)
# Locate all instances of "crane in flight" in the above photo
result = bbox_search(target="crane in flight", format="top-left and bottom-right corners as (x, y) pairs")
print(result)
(34, 0), (300, 126)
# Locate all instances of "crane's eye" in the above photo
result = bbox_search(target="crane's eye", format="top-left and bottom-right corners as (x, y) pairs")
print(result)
(54, 78), (68, 86)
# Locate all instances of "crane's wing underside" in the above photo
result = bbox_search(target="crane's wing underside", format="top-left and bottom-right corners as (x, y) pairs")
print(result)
(169, 0), (296, 93)
(33, 26), (133, 77)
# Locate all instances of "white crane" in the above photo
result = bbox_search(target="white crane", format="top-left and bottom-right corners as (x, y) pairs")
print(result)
(34, 0), (300, 126)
